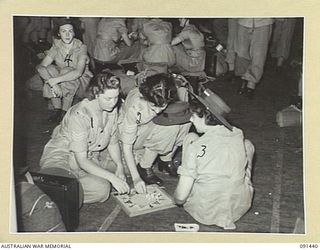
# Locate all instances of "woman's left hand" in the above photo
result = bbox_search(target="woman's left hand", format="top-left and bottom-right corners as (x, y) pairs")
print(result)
(115, 165), (126, 181)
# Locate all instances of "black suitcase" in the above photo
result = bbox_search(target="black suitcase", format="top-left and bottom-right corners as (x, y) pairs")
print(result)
(205, 47), (218, 77)
(30, 172), (80, 232)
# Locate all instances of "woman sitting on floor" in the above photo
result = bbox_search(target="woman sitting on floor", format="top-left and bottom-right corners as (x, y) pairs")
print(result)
(37, 17), (93, 123)
(93, 18), (140, 73)
(137, 18), (176, 74)
(174, 88), (255, 230)
(39, 71), (130, 204)
(171, 18), (206, 74)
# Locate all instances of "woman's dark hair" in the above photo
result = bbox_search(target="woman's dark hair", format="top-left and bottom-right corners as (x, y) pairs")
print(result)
(85, 69), (120, 100)
(52, 17), (80, 39)
(189, 98), (221, 126)
(139, 73), (177, 107)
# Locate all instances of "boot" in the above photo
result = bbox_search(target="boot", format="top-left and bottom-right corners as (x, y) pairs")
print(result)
(136, 164), (163, 186)
(237, 80), (247, 95)
(158, 159), (178, 177)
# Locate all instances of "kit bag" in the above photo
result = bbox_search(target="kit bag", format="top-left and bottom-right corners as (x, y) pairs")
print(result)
(16, 180), (66, 232)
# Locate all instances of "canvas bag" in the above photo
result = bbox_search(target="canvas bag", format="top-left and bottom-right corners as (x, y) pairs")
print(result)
(16, 174), (66, 232)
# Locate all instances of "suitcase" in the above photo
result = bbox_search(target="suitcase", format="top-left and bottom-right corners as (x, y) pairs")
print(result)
(29, 172), (80, 232)
(205, 47), (218, 77)
(204, 47), (228, 77)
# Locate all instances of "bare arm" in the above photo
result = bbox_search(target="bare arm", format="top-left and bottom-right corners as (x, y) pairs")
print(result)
(107, 142), (126, 181)
(171, 36), (183, 46)
(121, 32), (132, 47)
(174, 175), (194, 205)
(45, 54), (87, 87)
(122, 143), (146, 193)
(74, 151), (130, 194)
(36, 55), (55, 80)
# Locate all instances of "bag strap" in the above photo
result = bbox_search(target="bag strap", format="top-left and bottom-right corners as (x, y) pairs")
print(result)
(25, 172), (34, 185)
(28, 194), (47, 216)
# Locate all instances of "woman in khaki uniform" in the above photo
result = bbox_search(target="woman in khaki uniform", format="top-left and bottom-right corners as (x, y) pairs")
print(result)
(40, 71), (130, 204)
(171, 18), (206, 73)
(138, 18), (176, 73)
(119, 73), (191, 193)
(37, 18), (93, 123)
(93, 18), (140, 71)
(174, 89), (254, 230)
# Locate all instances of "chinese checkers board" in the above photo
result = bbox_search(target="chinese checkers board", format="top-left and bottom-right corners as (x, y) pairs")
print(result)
(112, 185), (176, 217)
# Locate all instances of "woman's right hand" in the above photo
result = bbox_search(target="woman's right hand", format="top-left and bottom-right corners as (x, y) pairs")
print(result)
(110, 176), (130, 194)
(133, 178), (146, 194)
(51, 84), (62, 98)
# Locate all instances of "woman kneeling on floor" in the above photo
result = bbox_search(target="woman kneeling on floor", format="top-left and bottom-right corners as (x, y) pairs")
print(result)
(39, 71), (130, 204)
(119, 73), (191, 193)
(174, 88), (255, 230)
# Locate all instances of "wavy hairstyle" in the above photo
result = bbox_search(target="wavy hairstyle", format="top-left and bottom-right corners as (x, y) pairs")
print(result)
(189, 98), (222, 126)
(85, 70), (120, 100)
(52, 17), (79, 39)
(139, 73), (177, 107)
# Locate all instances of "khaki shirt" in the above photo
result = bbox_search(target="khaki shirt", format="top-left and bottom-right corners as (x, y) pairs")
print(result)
(119, 88), (159, 145)
(176, 24), (205, 50)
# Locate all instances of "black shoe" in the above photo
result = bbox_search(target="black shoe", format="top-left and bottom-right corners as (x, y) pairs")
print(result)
(137, 164), (163, 186)
(158, 159), (178, 177)
(238, 80), (247, 95)
(245, 88), (255, 99)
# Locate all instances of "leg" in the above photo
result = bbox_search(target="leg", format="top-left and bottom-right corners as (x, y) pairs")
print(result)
(42, 65), (63, 121)
(234, 25), (251, 95)
(160, 123), (191, 161)
(59, 67), (81, 112)
(158, 123), (191, 176)
(226, 18), (238, 72)
(243, 24), (273, 89)
(78, 173), (111, 203)
(234, 24), (251, 77)
(133, 122), (184, 185)
(136, 148), (163, 185)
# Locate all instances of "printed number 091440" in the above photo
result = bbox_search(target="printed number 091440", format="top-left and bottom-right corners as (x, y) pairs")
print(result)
(300, 244), (318, 248)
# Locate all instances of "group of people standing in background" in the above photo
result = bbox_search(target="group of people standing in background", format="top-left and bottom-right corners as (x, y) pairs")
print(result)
(15, 16), (300, 230)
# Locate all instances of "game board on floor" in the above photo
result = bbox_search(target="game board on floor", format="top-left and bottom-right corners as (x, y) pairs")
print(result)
(112, 185), (176, 217)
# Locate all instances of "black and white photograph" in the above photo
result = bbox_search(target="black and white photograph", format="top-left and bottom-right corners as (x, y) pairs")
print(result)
(11, 15), (305, 235)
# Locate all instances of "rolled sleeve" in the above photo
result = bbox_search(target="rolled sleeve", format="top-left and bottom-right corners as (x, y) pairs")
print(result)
(177, 30), (188, 42)
(178, 144), (198, 179)
(78, 44), (89, 58)
(120, 108), (138, 145)
(46, 44), (58, 60)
